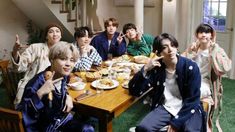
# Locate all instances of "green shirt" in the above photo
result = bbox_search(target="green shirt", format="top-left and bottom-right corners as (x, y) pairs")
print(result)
(127, 34), (154, 56)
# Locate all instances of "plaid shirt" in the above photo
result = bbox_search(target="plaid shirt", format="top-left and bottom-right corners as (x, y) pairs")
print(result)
(74, 46), (102, 71)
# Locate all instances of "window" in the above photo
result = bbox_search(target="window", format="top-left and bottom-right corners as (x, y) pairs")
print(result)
(203, 0), (227, 31)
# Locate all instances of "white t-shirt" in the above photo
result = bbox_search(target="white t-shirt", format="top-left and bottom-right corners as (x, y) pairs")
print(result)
(194, 49), (211, 98)
(163, 70), (183, 116)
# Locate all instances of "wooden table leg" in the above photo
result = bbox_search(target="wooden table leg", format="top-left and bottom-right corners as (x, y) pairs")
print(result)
(99, 113), (113, 132)
(107, 121), (112, 132)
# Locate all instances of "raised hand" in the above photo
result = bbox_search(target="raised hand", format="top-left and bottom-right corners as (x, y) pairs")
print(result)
(189, 40), (200, 52)
(117, 32), (125, 44)
(80, 45), (93, 56)
(144, 54), (164, 73)
(12, 34), (22, 60)
(37, 71), (63, 99)
(12, 34), (29, 61)
(167, 125), (177, 132)
(136, 26), (143, 41)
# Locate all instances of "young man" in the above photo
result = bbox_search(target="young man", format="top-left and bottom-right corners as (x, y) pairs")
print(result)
(91, 18), (126, 61)
(129, 33), (205, 131)
(12, 23), (64, 106)
(73, 26), (102, 71)
(122, 23), (154, 56)
(17, 42), (94, 132)
(182, 23), (231, 132)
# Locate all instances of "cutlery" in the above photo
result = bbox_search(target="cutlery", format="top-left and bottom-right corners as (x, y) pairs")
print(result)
(75, 90), (99, 101)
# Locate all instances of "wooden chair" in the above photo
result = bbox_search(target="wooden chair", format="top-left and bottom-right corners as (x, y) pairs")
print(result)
(0, 107), (24, 132)
(0, 60), (24, 108)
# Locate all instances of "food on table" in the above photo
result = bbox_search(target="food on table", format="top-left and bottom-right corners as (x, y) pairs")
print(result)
(133, 55), (150, 64)
(98, 78), (114, 87)
(99, 69), (109, 76)
(122, 54), (131, 61)
(149, 52), (156, 58)
(68, 82), (86, 91)
(85, 71), (102, 82)
(104, 60), (113, 67)
(122, 80), (129, 88)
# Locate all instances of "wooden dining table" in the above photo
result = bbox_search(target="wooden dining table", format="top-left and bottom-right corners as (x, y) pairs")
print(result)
(68, 79), (137, 132)
(68, 55), (153, 132)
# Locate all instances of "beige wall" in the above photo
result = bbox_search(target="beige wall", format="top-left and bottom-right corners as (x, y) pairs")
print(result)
(0, 0), (29, 60)
(86, 0), (162, 36)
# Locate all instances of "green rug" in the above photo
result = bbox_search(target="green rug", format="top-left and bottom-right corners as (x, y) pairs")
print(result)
(1, 78), (235, 131)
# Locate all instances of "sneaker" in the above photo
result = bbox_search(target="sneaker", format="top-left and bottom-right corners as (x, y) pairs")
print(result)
(129, 127), (136, 132)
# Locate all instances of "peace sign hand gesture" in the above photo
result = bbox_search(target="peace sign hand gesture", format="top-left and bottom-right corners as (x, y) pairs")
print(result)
(117, 32), (126, 44)
(144, 54), (164, 73)
(37, 71), (63, 99)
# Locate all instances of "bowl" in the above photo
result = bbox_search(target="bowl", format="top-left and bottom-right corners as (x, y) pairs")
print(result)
(68, 82), (86, 91)
(104, 60), (113, 67)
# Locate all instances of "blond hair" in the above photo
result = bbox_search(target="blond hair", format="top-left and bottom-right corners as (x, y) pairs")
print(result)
(49, 42), (79, 62)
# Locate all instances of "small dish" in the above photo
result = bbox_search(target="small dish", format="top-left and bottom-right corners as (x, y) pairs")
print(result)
(104, 60), (113, 67)
(122, 80), (129, 89)
(68, 82), (86, 91)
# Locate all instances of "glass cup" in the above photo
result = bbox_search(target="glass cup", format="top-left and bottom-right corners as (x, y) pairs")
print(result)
(108, 53), (113, 60)
(80, 71), (87, 83)
(96, 75), (104, 94)
(117, 74), (124, 84)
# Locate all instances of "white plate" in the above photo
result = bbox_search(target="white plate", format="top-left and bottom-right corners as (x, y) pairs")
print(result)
(91, 79), (119, 90)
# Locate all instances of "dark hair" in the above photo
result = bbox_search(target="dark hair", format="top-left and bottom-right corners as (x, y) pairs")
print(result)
(43, 23), (63, 42)
(195, 23), (215, 39)
(74, 26), (93, 39)
(153, 33), (178, 54)
(104, 18), (119, 29)
(122, 23), (137, 34)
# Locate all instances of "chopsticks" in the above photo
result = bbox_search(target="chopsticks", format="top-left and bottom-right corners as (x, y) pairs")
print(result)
(75, 92), (99, 101)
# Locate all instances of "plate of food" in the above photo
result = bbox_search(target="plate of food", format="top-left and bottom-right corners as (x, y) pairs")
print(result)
(91, 78), (119, 90)
(133, 55), (150, 64)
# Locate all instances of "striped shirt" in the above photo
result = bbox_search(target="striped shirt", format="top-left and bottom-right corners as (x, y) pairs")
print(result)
(74, 45), (102, 71)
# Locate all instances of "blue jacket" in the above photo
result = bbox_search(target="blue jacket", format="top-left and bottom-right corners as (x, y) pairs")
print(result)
(17, 67), (69, 132)
(129, 56), (204, 130)
(91, 31), (126, 60)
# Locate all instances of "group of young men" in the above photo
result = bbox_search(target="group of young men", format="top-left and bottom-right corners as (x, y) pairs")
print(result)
(11, 17), (231, 132)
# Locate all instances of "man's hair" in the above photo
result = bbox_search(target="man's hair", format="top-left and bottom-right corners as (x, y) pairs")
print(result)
(74, 26), (93, 39)
(153, 33), (178, 54)
(195, 23), (216, 40)
(44, 23), (63, 42)
(122, 23), (137, 34)
(104, 18), (119, 29)
(49, 42), (79, 62)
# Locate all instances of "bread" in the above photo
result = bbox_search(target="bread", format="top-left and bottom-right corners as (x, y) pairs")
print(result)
(122, 54), (130, 61)
(133, 55), (150, 64)
(44, 71), (53, 80)
(85, 72), (101, 82)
